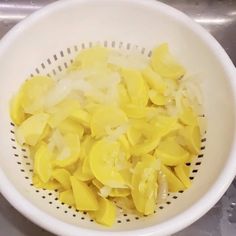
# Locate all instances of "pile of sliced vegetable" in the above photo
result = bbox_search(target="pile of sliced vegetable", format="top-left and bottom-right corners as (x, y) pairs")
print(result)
(10, 43), (204, 226)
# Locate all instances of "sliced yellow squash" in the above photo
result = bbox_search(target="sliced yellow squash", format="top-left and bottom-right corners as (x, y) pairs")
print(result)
(68, 46), (109, 71)
(52, 169), (71, 190)
(59, 190), (75, 206)
(149, 89), (167, 106)
(174, 164), (191, 188)
(155, 138), (190, 166)
(70, 109), (90, 128)
(32, 175), (61, 190)
(179, 125), (201, 154)
(57, 118), (84, 138)
(151, 43), (185, 80)
(90, 106), (127, 138)
(74, 163), (93, 182)
(70, 176), (98, 211)
(121, 68), (148, 106)
(122, 104), (147, 119)
(161, 165), (185, 192)
(90, 139), (127, 188)
(10, 91), (25, 125)
(109, 188), (130, 197)
(34, 142), (53, 183)
(142, 67), (166, 93)
(54, 133), (80, 167)
(20, 76), (54, 114)
(93, 197), (116, 227)
(15, 113), (49, 146)
(131, 155), (158, 215)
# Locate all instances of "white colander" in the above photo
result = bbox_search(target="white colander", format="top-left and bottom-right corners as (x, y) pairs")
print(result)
(0, 0), (236, 235)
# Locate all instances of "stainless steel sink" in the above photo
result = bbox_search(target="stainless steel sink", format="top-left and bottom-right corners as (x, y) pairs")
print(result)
(0, 1), (235, 235)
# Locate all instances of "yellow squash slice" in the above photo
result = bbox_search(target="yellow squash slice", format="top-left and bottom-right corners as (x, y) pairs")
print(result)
(142, 67), (166, 93)
(16, 113), (49, 146)
(155, 138), (190, 166)
(20, 76), (55, 114)
(54, 133), (80, 167)
(68, 46), (109, 71)
(32, 175), (61, 190)
(121, 68), (148, 106)
(59, 190), (75, 206)
(70, 176), (98, 211)
(52, 169), (71, 190)
(179, 125), (201, 154)
(151, 43), (185, 80)
(90, 106), (127, 138)
(161, 165), (185, 192)
(131, 156), (158, 215)
(90, 139), (127, 188)
(10, 92), (25, 125)
(93, 197), (116, 227)
(174, 164), (191, 188)
(34, 142), (53, 183)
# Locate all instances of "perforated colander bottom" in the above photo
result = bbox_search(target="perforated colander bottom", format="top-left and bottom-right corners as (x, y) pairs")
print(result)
(9, 40), (207, 225)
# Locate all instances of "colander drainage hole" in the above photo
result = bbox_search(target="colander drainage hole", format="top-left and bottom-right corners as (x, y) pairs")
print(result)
(41, 63), (46, 69)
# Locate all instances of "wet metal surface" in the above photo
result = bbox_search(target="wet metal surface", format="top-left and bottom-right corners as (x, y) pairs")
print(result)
(0, 1), (235, 235)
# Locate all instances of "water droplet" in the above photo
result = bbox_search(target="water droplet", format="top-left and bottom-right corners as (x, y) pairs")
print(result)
(228, 201), (236, 223)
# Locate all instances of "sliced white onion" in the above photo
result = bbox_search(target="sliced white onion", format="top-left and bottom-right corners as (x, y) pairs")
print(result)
(44, 79), (72, 108)
(157, 170), (168, 203)
(99, 186), (112, 198)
